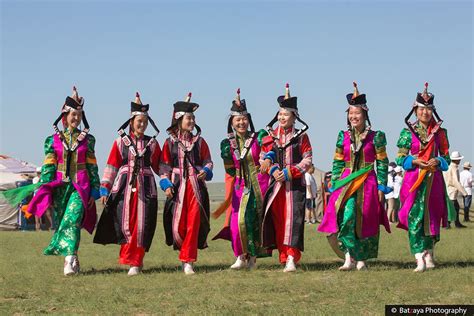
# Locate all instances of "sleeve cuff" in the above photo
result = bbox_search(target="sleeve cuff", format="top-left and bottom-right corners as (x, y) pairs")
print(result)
(282, 168), (290, 181)
(99, 187), (109, 198)
(377, 184), (393, 194)
(263, 151), (276, 163)
(159, 178), (174, 191)
(203, 167), (213, 181)
(436, 157), (449, 172)
(269, 165), (279, 176)
(89, 188), (100, 200)
(402, 155), (416, 170)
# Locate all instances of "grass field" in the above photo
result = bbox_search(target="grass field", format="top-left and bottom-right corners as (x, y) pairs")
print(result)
(1, 203), (473, 315)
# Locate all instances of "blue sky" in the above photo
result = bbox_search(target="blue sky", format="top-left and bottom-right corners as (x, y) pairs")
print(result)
(1, 1), (472, 181)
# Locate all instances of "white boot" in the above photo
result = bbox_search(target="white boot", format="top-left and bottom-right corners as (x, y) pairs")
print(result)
(356, 261), (367, 271)
(183, 262), (195, 275)
(339, 252), (355, 271)
(283, 255), (297, 272)
(64, 255), (79, 276)
(127, 266), (142, 276)
(425, 249), (435, 269)
(247, 256), (257, 270)
(230, 255), (247, 270)
(413, 252), (426, 272)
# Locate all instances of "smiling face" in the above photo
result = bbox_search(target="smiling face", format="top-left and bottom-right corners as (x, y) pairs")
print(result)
(415, 106), (433, 126)
(131, 115), (148, 136)
(232, 115), (249, 135)
(278, 109), (296, 129)
(65, 110), (82, 129)
(180, 113), (196, 132)
(348, 106), (366, 131)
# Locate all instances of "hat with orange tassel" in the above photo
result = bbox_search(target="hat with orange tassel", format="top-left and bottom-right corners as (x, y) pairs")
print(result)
(346, 81), (368, 110)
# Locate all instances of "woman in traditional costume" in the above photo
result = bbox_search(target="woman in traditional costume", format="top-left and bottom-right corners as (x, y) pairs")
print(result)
(3, 86), (100, 276)
(260, 84), (312, 272)
(212, 89), (270, 270)
(318, 82), (390, 271)
(93, 93), (161, 276)
(395, 83), (452, 272)
(160, 93), (213, 275)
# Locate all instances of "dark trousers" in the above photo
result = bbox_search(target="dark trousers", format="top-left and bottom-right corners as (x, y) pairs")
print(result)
(464, 195), (472, 221)
(451, 199), (464, 226)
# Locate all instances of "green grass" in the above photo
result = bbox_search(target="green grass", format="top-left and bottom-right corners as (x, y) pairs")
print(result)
(1, 204), (473, 315)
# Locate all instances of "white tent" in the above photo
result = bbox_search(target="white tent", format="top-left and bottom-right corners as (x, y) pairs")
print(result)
(0, 155), (37, 230)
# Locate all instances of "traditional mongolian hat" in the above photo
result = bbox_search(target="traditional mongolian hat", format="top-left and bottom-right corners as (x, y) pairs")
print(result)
(346, 81), (368, 111)
(52, 86), (91, 149)
(277, 83), (298, 113)
(404, 82), (443, 144)
(130, 92), (150, 117)
(345, 81), (372, 128)
(227, 88), (255, 135)
(414, 82), (435, 108)
(53, 86), (89, 130)
(167, 92), (201, 135)
(266, 83), (308, 135)
(117, 92), (160, 141)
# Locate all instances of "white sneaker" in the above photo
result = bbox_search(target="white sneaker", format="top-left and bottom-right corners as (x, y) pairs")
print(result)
(127, 266), (142, 276)
(413, 253), (426, 273)
(230, 255), (247, 270)
(283, 255), (296, 272)
(183, 262), (195, 275)
(339, 252), (355, 271)
(425, 249), (435, 269)
(356, 261), (367, 271)
(64, 255), (79, 276)
(247, 256), (257, 270)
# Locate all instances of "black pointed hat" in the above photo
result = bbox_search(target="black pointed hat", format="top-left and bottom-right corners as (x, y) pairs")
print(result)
(227, 88), (255, 133)
(277, 83), (298, 111)
(130, 92), (150, 116)
(64, 86), (84, 111)
(167, 92), (201, 134)
(53, 86), (90, 134)
(173, 92), (199, 113)
(415, 82), (435, 107)
(230, 88), (248, 114)
(346, 82), (368, 109)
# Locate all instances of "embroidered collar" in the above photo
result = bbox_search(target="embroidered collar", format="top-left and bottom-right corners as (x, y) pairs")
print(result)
(228, 131), (255, 161)
(348, 125), (371, 154)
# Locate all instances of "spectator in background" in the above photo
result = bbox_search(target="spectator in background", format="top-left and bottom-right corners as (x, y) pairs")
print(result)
(323, 172), (332, 208)
(460, 161), (472, 222)
(392, 166), (403, 222)
(385, 166), (395, 222)
(386, 166), (403, 223)
(312, 166), (326, 222)
(444, 151), (467, 228)
(305, 164), (317, 224)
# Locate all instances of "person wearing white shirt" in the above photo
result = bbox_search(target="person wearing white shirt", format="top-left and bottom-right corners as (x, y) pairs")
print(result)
(460, 161), (472, 222)
(443, 151), (468, 228)
(385, 166), (396, 222)
(305, 165), (318, 224)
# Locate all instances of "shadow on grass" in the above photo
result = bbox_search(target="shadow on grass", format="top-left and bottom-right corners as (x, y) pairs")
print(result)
(300, 260), (474, 271)
(81, 264), (230, 276)
(80, 260), (474, 275)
